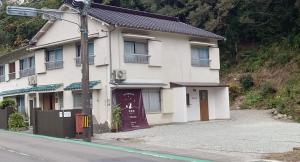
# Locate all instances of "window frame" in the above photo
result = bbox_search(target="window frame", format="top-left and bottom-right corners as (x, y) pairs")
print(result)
(45, 47), (64, 70)
(75, 41), (95, 66)
(72, 91), (93, 109)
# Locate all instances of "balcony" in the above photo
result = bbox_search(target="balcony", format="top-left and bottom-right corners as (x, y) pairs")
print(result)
(191, 59), (210, 67)
(75, 55), (95, 66)
(124, 54), (149, 64)
(0, 75), (5, 82)
(45, 60), (63, 70)
(20, 68), (35, 78)
(8, 72), (16, 80)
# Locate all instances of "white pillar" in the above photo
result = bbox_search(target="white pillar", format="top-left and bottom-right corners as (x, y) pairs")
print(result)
(35, 93), (40, 108)
(15, 60), (20, 79)
(172, 87), (188, 122)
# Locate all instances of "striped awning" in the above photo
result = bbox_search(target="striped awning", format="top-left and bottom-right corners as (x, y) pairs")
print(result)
(0, 84), (63, 96)
(64, 81), (101, 91)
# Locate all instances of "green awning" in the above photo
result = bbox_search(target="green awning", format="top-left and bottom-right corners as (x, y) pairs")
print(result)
(0, 84), (63, 96)
(64, 81), (101, 91)
(29, 84), (63, 92)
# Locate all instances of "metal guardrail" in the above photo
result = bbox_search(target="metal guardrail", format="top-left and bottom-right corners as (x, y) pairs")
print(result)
(45, 60), (63, 70)
(124, 54), (150, 64)
(20, 68), (35, 78)
(0, 75), (5, 82)
(8, 72), (16, 80)
(75, 55), (95, 66)
(191, 59), (210, 67)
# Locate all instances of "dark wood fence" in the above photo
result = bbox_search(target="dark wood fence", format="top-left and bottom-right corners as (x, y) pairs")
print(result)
(0, 107), (14, 129)
(33, 109), (82, 138)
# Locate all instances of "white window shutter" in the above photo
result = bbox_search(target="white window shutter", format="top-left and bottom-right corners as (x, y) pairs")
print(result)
(35, 49), (46, 74)
(209, 47), (220, 70)
(94, 37), (109, 66)
(149, 40), (162, 67)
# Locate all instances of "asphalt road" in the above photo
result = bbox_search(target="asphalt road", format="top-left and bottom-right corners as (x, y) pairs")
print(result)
(0, 130), (207, 162)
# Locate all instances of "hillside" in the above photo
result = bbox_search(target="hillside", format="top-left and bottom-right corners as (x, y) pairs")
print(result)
(0, 0), (300, 120)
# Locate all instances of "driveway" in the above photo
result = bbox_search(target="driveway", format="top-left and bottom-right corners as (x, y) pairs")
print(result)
(95, 110), (300, 160)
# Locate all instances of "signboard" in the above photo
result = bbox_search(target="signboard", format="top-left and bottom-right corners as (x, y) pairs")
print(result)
(115, 89), (149, 131)
(59, 111), (71, 118)
(6, 6), (38, 17)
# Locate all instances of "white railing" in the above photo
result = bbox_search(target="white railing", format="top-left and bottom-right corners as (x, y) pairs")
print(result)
(75, 55), (95, 66)
(191, 59), (210, 67)
(124, 54), (150, 64)
(20, 68), (35, 78)
(45, 60), (63, 70)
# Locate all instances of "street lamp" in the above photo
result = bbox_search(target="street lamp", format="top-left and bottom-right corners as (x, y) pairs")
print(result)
(6, 0), (92, 142)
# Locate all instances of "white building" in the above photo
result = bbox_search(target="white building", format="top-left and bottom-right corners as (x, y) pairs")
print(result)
(0, 3), (230, 132)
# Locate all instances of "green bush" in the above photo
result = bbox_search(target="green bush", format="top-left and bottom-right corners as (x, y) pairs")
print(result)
(241, 91), (263, 109)
(239, 74), (254, 91)
(112, 106), (121, 132)
(0, 98), (16, 110)
(260, 82), (276, 96)
(8, 112), (26, 131)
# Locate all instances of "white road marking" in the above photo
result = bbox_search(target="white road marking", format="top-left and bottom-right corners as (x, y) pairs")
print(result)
(0, 145), (31, 157)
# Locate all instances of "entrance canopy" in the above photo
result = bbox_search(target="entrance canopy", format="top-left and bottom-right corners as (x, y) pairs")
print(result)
(0, 84), (63, 96)
(64, 80), (101, 91)
(170, 82), (229, 88)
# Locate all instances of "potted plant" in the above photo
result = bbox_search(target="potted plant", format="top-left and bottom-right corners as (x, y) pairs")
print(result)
(111, 105), (121, 132)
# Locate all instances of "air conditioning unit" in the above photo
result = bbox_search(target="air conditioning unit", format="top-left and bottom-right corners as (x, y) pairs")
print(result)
(113, 69), (126, 81)
(28, 75), (37, 85)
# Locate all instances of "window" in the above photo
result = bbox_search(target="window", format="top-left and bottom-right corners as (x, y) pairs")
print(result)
(191, 47), (209, 67)
(142, 89), (161, 113)
(124, 41), (149, 64)
(76, 42), (95, 66)
(73, 92), (93, 109)
(0, 65), (5, 82)
(20, 57), (35, 77)
(45, 48), (63, 70)
(186, 93), (190, 106)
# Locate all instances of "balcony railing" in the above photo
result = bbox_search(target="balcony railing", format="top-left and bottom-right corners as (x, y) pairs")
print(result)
(45, 60), (63, 70)
(191, 59), (210, 67)
(8, 72), (16, 80)
(75, 55), (95, 66)
(124, 54), (149, 64)
(0, 75), (5, 82)
(20, 68), (35, 78)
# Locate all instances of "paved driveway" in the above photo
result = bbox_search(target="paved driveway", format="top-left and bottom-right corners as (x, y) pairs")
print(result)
(96, 110), (300, 159)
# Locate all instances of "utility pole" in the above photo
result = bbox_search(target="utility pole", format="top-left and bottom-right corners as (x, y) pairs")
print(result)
(79, 0), (92, 142)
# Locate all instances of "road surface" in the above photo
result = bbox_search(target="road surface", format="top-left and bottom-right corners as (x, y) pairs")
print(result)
(0, 130), (208, 162)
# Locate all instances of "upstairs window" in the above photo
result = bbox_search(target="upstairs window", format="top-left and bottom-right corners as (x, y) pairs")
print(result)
(76, 42), (95, 66)
(45, 48), (63, 70)
(124, 41), (149, 64)
(20, 57), (35, 77)
(191, 47), (209, 67)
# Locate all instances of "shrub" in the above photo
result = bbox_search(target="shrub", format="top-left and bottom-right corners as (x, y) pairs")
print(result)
(111, 106), (121, 132)
(260, 82), (276, 96)
(0, 98), (16, 110)
(239, 74), (254, 91)
(229, 83), (241, 101)
(8, 112), (26, 131)
(240, 91), (263, 109)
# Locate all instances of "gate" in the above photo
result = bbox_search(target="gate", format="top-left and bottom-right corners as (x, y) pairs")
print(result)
(33, 109), (81, 138)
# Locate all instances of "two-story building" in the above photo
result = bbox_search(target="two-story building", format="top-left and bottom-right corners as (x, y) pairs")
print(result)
(0, 3), (230, 132)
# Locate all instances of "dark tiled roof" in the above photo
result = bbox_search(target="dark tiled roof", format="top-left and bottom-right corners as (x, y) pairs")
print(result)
(86, 3), (224, 40)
